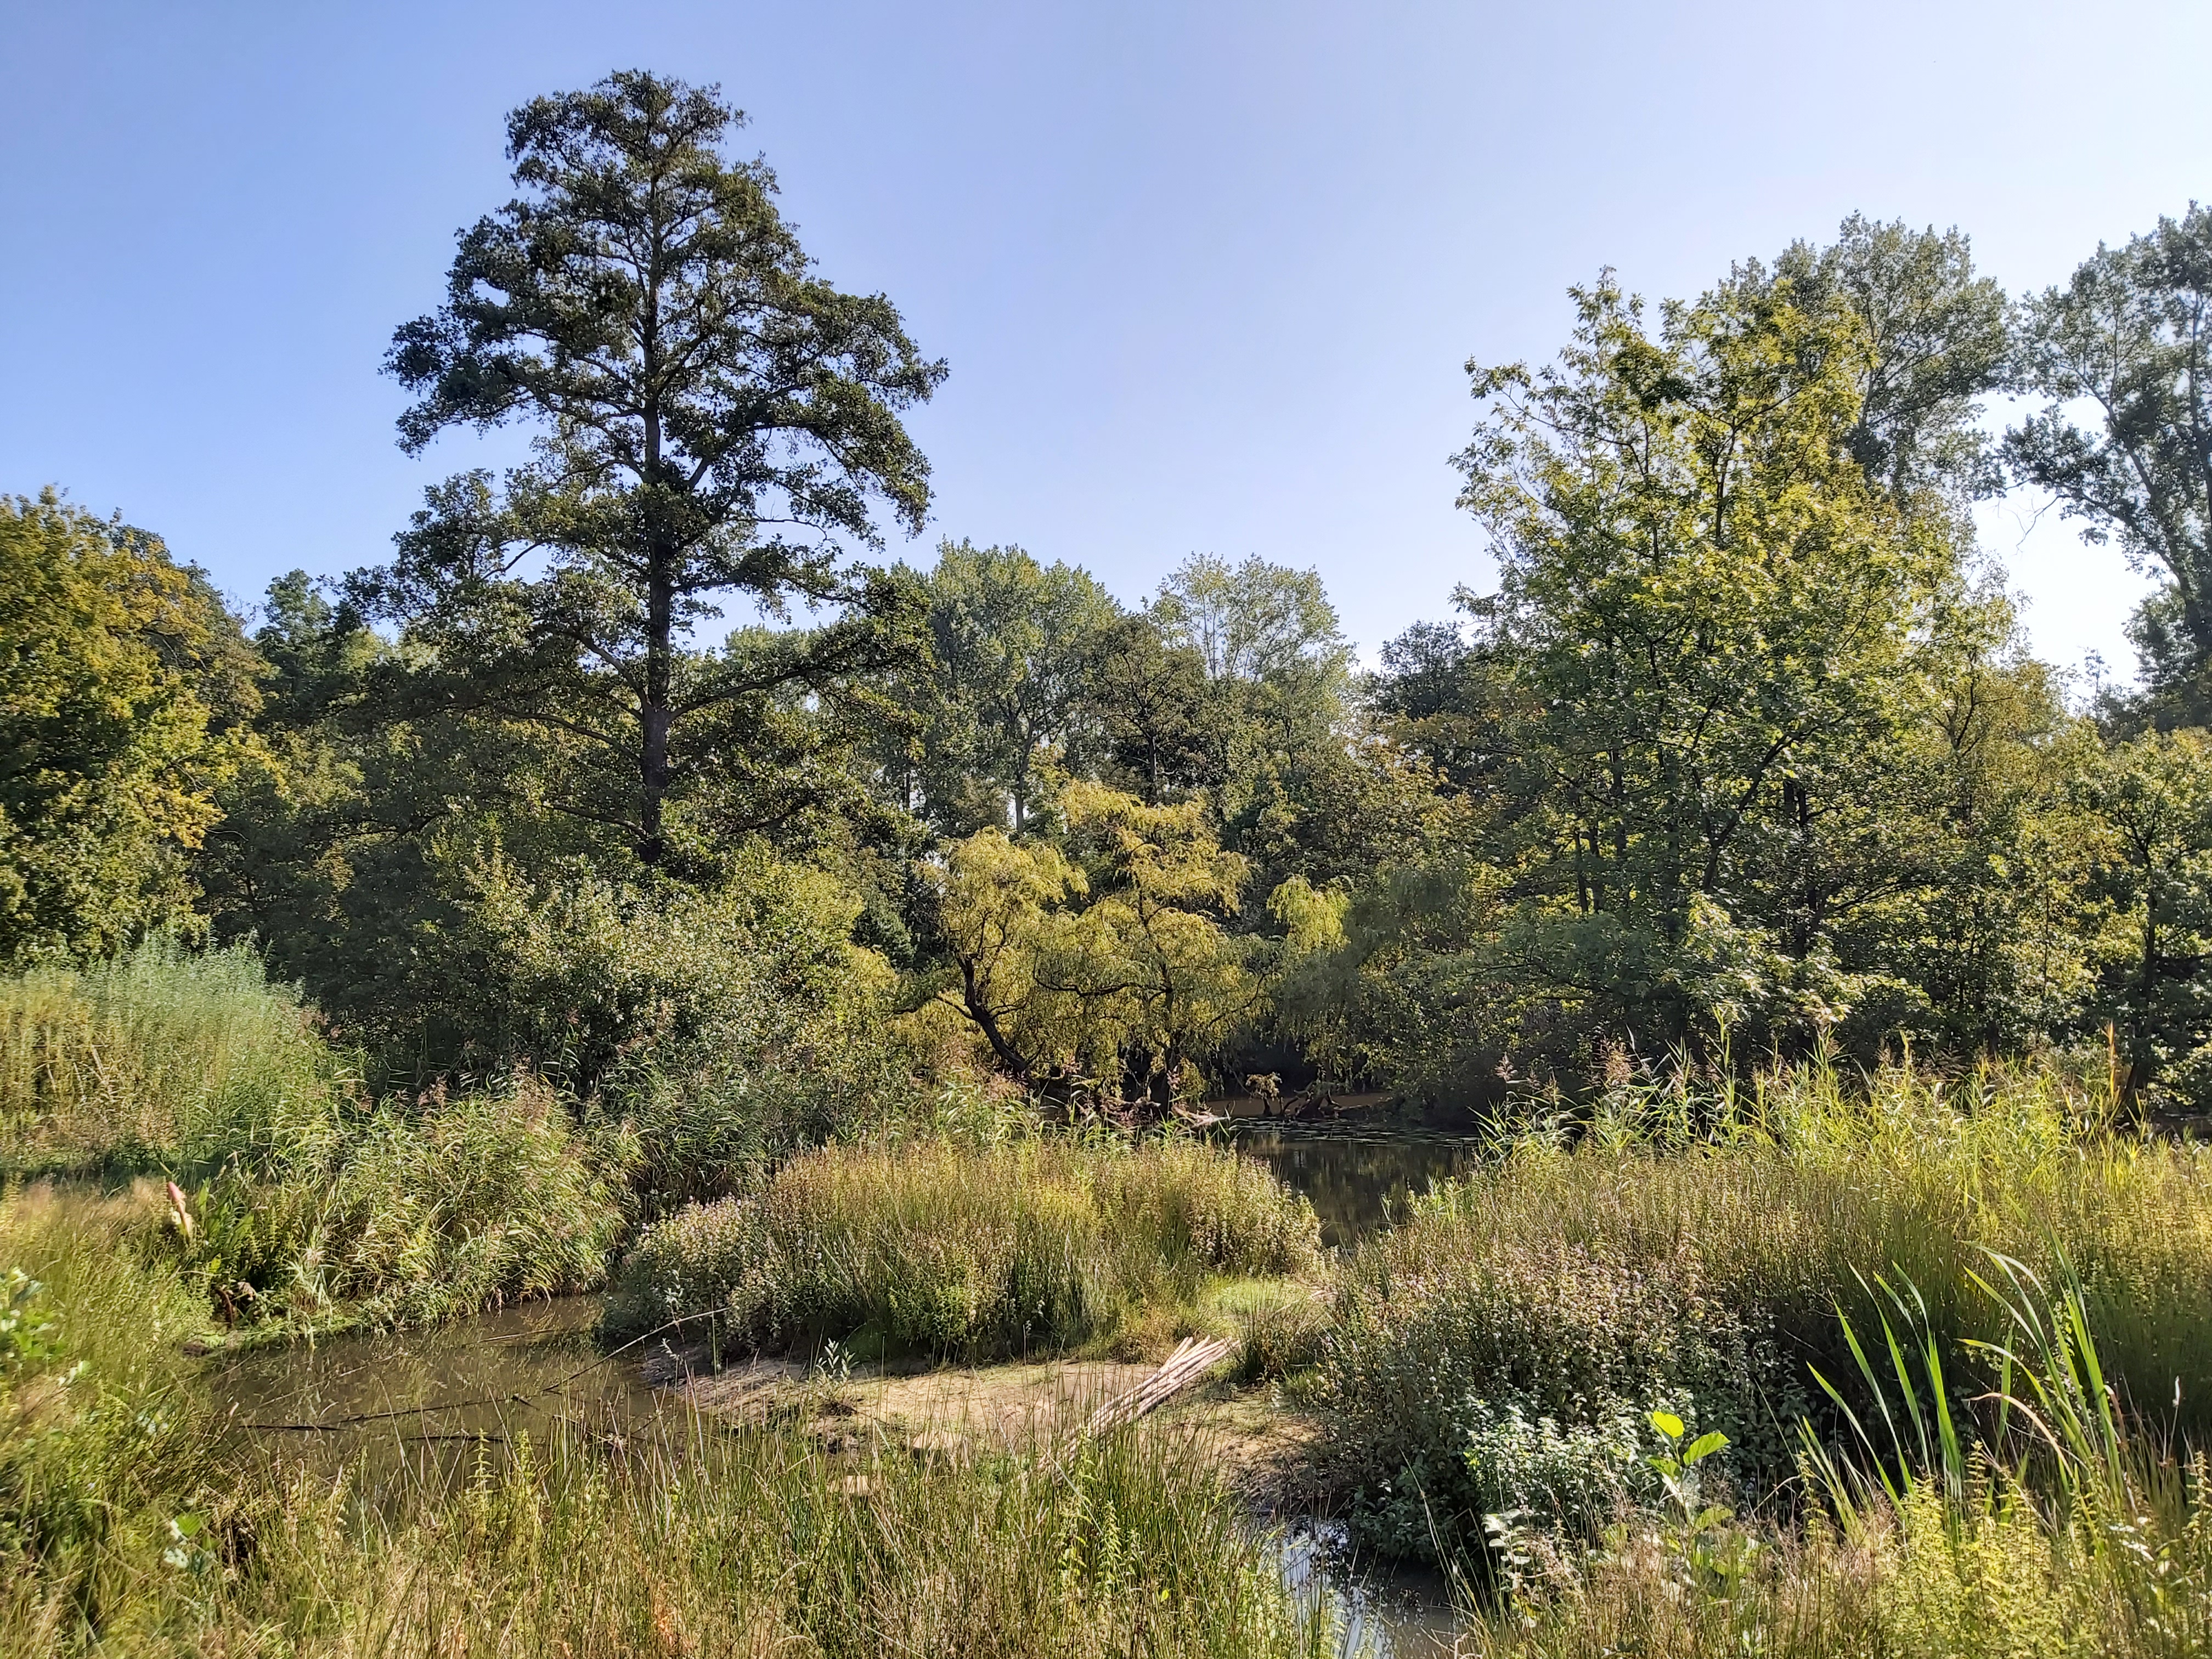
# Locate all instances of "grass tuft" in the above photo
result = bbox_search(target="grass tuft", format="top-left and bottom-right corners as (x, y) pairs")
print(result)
(602, 1135), (1322, 1361)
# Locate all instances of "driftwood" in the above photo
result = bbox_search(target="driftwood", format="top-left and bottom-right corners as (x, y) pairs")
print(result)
(1079, 1336), (1233, 1438)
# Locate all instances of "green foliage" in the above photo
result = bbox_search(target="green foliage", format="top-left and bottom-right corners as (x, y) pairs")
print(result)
(0, 943), (629, 1329)
(1309, 1055), (2212, 1567)
(1087, 611), (1214, 806)
(1466, 1399), (1662, 1557)
(2008, 202), (2212, 682)
(166, 1079), (631, 1330)
(0, 492), (263, 969)
(928, 782), (1259, 1096)
(1354, 1242), (2212, 1659)
(903, 540), (1121, 833)
(0, 1188), (212, 1628)
(167, 1080), (630, 1329)
(1436, 261), (2042, 1062)
(1762, 213), (2013, 505)
(325, 1076), (629, 1323)
(372, 70), (941, 870)
(601, 1135), (1319, 1357)
(418, 850), (889, 1089)
(2070, 727), (2212, 1099)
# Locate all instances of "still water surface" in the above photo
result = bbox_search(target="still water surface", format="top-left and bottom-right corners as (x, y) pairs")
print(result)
(1226, 1121), (1485, 1246)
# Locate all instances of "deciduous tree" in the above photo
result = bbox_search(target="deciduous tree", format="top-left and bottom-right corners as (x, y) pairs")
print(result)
(2008, 204), (2212, 673)
(0, 492), (261, 966)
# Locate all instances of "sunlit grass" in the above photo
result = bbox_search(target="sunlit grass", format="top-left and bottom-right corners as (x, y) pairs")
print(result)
(1312, 1053), (2212, 1566)
(0, 1187), (1337, 1657)
(0, 938), (349, 1181)
(602, 1135), (1323, 1361)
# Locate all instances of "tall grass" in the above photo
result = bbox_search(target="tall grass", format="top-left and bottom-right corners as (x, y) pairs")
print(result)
(0, 1185), (215, 1636)
(1310, 1054), (2212, 1565)
(1460, 1259), (2212, 1659)
(0, 1189), (1336, 1657)
(168, 1074), (633, 1329)
(0, 939), (348, 1180)
(1, 943), (631, 1330)
(603, 1135), (1322, 1358)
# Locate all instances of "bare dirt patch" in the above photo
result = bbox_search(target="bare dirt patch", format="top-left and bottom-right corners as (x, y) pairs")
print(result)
(657, 1346), (1322, 1508)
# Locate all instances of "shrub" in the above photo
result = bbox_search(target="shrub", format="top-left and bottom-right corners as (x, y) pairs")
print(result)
(412, 853), (915, 1212)
(1460, 1263), (2212, 1659)
(1310, 1056), (2212, 1566)
(177, 1075), (631, 1327)
(602, 1135), (1319, 1358)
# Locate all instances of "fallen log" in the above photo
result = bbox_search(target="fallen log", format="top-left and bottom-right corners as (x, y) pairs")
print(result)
(1079, 1335), (1233, 1438)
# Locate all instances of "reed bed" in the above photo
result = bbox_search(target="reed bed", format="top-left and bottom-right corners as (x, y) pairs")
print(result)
(1311, 1054), (2212, 1567)
(0, 939), (348, 1181)
(602, 1136), (1322, 1359)
(1457, 1256), (2212, 1659)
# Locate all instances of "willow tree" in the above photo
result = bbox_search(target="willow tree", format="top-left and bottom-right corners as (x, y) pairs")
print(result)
(927, 782), (1256, 1099)
(374, 70), (944, 868)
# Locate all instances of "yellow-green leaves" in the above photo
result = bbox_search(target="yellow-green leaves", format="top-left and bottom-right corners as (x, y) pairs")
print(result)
(929, 783), (1256, 1096)
(0, 492), (263, 967)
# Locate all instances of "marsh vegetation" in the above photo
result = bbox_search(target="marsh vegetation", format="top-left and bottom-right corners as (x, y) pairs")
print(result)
(13, 60), (2212, 1659)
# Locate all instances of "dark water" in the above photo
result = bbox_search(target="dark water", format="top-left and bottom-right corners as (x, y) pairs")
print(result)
(1226, 1124), (1485, 1246)
(1280, 1520), (1468, 1655)
(203, 1295), (676, 1491)
(205, 1302), (1467, 1653)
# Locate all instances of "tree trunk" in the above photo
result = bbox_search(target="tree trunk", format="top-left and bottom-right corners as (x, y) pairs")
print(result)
(641, 546), (672, 866)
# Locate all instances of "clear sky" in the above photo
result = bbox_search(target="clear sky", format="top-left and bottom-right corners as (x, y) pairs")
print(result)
(4, 1), (2206, 681)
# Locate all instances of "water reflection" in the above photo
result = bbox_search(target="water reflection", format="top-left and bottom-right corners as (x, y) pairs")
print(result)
(203, 1295), (673, 1491)
(199, 1128), (1487, 1650)
(1280, 1519), (1469, 1656)
(1226, 1125), (1485, 1245)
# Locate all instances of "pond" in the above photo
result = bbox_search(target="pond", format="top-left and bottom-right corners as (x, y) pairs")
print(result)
(1224, 1121), (1486, 1246)
(204, 1294), (679, 1492)
(205, 1297), (1471, 1654)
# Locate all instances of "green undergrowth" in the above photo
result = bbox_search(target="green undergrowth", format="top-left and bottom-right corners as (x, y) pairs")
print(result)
(178, 1074), (630, 1327)
(1, 943), (631, 1332)
(1457, 1256), (2212, 1659)
(0, 1187), (216, 1635)
(601, 1135), (1323, 1362)
(1310, 1054), (2212, 1567)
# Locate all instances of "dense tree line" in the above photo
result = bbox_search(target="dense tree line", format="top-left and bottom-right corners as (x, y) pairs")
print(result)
(12, 71), (2212, 1115)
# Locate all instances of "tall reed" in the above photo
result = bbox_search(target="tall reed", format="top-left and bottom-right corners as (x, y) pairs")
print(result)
(603, 1135), (1322, 1358)
(1464, 1257), (2212, 1659)
(1, 1187), (1335, 1657)
(1311, 1053), (2212, 1565)
(0, 938), (349, 1180)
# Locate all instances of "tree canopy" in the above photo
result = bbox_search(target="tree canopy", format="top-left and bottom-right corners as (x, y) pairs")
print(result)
(21, 135), (2212, 1118)
(0, 493), (261, 967)
(372, 69), (944, 871)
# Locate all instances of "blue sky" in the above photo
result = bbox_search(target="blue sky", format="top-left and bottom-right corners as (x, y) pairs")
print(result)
(4, 1), (2206, 680)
